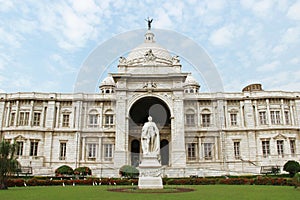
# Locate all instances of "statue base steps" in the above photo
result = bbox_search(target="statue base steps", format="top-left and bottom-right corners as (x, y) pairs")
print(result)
(138, 155), (163, 189)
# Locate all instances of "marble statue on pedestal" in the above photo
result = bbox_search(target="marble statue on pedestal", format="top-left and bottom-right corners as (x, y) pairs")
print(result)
(141, 116), (160, 156)
(138, 116), (163, 189)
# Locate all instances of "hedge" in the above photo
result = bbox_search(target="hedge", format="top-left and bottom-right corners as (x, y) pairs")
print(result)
(7, 176), (295, 187)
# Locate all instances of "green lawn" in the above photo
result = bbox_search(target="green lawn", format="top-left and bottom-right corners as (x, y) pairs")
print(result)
(0, 185), (299, 200)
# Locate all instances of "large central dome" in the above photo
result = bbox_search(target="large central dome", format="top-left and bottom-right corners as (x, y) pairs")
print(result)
(125, 30), (173, 66)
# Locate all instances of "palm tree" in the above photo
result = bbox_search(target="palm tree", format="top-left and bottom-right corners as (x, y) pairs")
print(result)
(0, 140), (21, 189)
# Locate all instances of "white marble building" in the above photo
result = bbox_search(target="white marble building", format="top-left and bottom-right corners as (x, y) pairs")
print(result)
(1, 29), (299, 177)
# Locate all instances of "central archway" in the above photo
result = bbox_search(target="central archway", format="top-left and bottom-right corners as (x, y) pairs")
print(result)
(129, 96), (171, 166)
(129, 96), (171, 126)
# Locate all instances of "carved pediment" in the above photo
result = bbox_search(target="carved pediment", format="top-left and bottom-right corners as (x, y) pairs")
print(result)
(273, 133), (287, 140)
(14, 135), (26, 141)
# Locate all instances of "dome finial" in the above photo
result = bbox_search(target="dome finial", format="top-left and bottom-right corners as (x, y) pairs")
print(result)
(145, 17), (153, 30)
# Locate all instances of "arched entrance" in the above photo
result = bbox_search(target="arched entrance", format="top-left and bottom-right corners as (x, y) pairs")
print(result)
(129, 96), (171, 166)
(160, 139), (169, 166)
(131, 140), (140, 167)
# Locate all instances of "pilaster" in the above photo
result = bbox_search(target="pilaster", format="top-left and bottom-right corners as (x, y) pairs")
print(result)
(114, 90), (127, 168)
(171, 91), (186, 167)
(45, 97), (56, 129)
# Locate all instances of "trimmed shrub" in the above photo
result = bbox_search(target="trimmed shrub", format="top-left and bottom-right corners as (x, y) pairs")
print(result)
(283, 160), (300, 177)
(55, 165), (74, 176)
(74, 167), (92, 176)
(119, 165), (139, 178)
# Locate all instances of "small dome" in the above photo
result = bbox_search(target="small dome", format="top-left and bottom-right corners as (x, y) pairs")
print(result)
(100, 76), (115, 87)
(242, 83), (263, 92)
(184, 74), (200, 87)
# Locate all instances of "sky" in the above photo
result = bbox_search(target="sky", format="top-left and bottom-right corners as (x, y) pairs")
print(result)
(0, 0), (300, 93)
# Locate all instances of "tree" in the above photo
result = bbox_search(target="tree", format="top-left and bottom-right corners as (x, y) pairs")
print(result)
(283, 160), (300, 177)
(0, 140), (21, 189)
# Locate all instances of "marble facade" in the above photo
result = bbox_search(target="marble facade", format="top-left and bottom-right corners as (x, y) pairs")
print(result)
(0, 29), (299, 177)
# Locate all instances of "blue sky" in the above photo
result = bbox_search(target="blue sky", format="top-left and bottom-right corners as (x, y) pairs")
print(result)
(0, 0), (300, 93)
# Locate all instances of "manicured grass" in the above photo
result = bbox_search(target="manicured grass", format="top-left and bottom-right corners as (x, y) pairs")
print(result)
(0, 185), (299, 200)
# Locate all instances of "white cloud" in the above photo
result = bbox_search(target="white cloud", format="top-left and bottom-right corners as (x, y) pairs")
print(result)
(0, 0), (13, 12)
(282, 27), (300, 44)
(49, 54), (77, 74)
(0, 27), (22, 49)
(241, 0), (274, 18)
(205, 0), (227, 12)
(35, 1), (102, 51)
(272, 44), (287, 54)
(290, 57), (300, 65)
(287, 1), (300, 20)
(209, 26), (233, 46)
(154, 8), (174, 29)
(257, 61), (280, 72)
(70, 0), (99, 13)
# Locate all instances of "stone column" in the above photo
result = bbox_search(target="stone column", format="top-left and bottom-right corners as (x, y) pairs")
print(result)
(81, 137), (86, 161)
(99, 102), (103, 128)
(198, 137), (202, 160)
(253, 100), (259, 126)
(290, 104), (295, 125)
(266, 99), (271, 125)
(5, 101), (10, 127)
(15, 100), (19, 126)
(55, 102), (60, 128)
(98, 137), (102, 161)
(281, 99), (285, 125)
(240, 101), (245, 127)
(29, 100), (34, 126)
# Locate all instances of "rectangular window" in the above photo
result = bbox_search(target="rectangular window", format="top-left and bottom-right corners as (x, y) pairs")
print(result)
(202, 114), (210, 127)
(19, 111), (30, 126)
(259, 111), (267, 125)
(59, 142), (67, 160)
(187, 143), (196, 160)
(270, 111), (281, 124)
(33, 112), (41, 126)
(105, 115), (114, 126)
(277, 140), (284, 157)
(284, 111), (290, 124)
(30, 141), (38, 156)
(89, 114), (98, 127)
(186, 114), (195, 125)
(262, 140), (270, 158)
(104, 144), (113, 160)
(290, 140), (296, 156)
(203, 143), (213, 160)
(62, 114), (70, 127)
(10, 112), (15, 126)
(16, 141), (23, 156)
(234, 141), (240, 159)
(230, 113), (237, 126)
(88, 144), (97, 159)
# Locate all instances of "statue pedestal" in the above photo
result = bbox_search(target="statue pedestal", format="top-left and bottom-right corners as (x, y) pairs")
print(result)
(138, 155), (163, 189)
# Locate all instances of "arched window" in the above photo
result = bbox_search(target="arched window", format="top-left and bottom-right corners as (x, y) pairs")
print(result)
(104, 109), (114, 128)
(186, 109), (195, 125)
(88, 109), (99, 128)
(201, 108), (211, 127)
